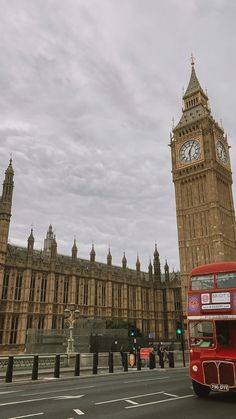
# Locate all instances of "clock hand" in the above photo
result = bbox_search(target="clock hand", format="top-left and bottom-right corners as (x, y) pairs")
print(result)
(188, 143), (194, 157)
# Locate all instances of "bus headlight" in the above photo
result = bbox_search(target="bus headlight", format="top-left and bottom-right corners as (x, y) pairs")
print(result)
(192, 364), (198, 372)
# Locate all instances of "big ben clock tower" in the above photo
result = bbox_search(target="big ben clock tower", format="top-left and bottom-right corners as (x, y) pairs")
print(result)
(171, 57), (236, 307)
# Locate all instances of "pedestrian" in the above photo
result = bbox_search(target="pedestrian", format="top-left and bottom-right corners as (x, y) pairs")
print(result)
(120, 345), (124, 366)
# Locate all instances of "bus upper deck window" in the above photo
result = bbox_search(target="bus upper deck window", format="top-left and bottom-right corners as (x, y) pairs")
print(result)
(191, 274), (214, 290)
(216, 272), (236, 288)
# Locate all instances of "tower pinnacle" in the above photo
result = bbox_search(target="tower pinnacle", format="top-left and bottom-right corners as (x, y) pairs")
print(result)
(190, 52), (195, 66)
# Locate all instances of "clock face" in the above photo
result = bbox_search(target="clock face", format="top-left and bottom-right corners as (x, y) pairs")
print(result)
(216, 141), (227, 163)
(179, 139), (201, 163)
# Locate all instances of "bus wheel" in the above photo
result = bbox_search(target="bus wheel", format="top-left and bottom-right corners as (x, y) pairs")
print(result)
(192, 380), (210, 398)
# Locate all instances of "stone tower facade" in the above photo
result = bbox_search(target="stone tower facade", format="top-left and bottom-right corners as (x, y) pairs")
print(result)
(171, 59), (236, 307)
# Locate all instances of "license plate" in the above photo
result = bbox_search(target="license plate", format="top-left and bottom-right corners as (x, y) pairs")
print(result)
(210, 384), (229, 392)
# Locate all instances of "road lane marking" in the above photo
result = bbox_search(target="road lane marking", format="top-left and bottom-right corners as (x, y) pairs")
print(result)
(0, 390), (23, 394)
(8, 413), (44, 419)
(0, 397), (50, 407)
(125, 400), (139, 405)
(74, 409), (85, 415)
(56, 395), (84, 400)
(95, 391), (164, 404)
(23, 385), (95, 397)
(0, 394), (84, 407)
(124, 377), (168, 383)
(163, 392), (178, 397)
(126, 394), (194, 408)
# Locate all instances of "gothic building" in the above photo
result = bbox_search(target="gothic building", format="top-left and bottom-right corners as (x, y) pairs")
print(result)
(171, 58), (236, 309)
(0, 160), (181, 354)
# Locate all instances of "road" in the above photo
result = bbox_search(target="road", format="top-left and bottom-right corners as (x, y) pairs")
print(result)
(0, 368), (235, 419)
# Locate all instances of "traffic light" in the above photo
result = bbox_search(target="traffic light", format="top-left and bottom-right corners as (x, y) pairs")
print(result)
(128, 325), (136, 338)
(176, 320), (182, 336)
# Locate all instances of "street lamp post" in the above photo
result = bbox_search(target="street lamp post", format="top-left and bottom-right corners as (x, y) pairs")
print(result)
(64, 305), (80, 354)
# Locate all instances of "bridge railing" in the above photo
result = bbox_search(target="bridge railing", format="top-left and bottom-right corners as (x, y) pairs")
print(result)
(0, 350), (189, 382)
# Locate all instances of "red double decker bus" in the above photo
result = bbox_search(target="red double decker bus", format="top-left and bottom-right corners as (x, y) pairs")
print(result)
(188, 262), (236, 397)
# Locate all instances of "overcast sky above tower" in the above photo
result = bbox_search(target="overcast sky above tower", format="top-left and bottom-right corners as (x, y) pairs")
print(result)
(0, 0), (236, 271)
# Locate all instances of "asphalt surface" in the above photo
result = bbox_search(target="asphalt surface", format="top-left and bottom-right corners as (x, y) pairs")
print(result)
(0, 368), (235, 419)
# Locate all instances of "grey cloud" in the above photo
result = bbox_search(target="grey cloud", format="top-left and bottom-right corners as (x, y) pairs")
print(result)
(1, 0), (236, 270)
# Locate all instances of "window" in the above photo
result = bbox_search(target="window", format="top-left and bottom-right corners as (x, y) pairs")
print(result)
(26, 315), (33, 329)
(0, 314), (5, 344)
(132, 287), (136, 310)
(216, 272), (236, 289)
(52, 315), (57, 329)
(118, 284), (122, 308)
(83, 280), (88, 305)
(38, 315), (45, 330)
(40, 274), (47, 302)
(9, 315), (19, 344)
(14, 272), (23, 300)
(29, 272), (36, 301)
(63, 277), (69, 304)
(101, 283), (106, 306)
(112, 284), (114, 307)
(191, 274), (214, 290)
(54, 275), (59, 303)
(174, 288), (181, 311)
(189, 321), (214, 348)
(2, 270), (10, 299)
(94, 281), (97, 306)
(75, 279), (80, 305)
(216, 321), (229, 346)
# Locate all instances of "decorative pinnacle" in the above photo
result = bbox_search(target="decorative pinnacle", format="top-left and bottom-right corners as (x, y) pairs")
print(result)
(191, 53), (195, 66)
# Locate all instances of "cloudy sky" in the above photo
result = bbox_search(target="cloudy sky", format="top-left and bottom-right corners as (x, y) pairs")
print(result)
(0, 0), (236, 271)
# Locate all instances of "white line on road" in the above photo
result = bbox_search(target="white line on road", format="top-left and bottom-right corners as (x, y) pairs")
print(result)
(95, 391), (164, 405)
(124, 377), (168, 383)
(126, 394), (194, 409)
(125, 399), (139, 405)
(0, 390), (23, 394)
(73, 408), (85, 415)
(0, 397), (50, 407)
(23, 385), (95, 397)
(0, 394), (84, 407)
(56, 395), (84, 400)
(8, 413), (44, 419)
(163, 392), (179, 397)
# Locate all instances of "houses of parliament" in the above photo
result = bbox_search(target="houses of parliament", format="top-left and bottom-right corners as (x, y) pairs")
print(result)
(0, 60), (236, 354)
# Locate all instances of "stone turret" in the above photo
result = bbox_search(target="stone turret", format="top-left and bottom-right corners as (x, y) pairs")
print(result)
(164, 259), (170, 282)
(90, 243), (96, 262)
(153, 244), (161, 282)
(148, 259), (153, 280)
(43, 225), (54, 254)
(0, 159), (14, 261)
(72, 238), (77, 259)
(50, 234), (57, 259)
(122, 252), (127, 269)
(107, 248), (112, 266)
(136, 255), (140, 272)
(27, 228), (34, 256)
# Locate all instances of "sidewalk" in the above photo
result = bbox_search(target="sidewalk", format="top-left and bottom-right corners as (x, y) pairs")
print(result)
(0, 363), (188, 387)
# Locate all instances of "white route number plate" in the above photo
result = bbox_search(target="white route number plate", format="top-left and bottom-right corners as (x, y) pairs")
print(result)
(210, 383), (229, 392)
